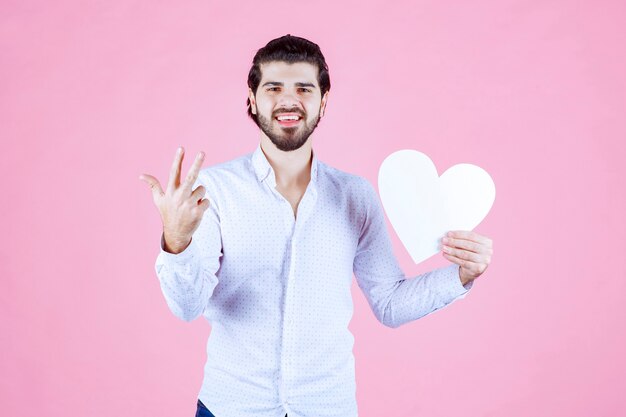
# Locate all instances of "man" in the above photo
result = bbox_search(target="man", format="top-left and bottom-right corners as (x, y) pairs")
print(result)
(140, 34), (493, 417)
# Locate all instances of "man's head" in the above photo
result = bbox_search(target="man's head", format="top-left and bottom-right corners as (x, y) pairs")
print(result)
(247, 34), (331, 152)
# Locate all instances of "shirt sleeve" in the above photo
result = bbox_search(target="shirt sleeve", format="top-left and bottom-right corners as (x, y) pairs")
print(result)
(154, 170), (222, 322)
(353, 179), (474, 329)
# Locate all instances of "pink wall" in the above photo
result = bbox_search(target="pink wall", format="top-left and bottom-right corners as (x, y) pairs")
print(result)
(2, 1), (625, 416)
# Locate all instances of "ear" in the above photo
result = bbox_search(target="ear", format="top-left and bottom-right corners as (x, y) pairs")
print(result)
(320, 91), (329, 117)
(248, 88), (257, 115)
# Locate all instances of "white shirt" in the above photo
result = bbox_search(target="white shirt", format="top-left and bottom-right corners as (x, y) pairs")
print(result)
(154, 143), (474, 417)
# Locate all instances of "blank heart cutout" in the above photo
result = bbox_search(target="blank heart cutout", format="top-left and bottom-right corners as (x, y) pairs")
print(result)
(378, 150), (496, 265)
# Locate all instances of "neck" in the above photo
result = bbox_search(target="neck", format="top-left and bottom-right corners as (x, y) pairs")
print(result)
(260, 136), (313, 188)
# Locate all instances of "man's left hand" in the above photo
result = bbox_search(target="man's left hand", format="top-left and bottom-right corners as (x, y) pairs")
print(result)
(441, 230), (493, 286)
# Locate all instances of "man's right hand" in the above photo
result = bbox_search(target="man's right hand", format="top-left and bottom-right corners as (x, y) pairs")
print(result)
(139, 147), (209, 254)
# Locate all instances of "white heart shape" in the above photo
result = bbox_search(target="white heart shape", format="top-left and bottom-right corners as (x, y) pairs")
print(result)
(378, 150), (496, 265)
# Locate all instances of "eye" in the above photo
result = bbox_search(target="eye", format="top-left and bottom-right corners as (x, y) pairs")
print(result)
(268, 87), (280, 92)
(299, 88), (312, 93)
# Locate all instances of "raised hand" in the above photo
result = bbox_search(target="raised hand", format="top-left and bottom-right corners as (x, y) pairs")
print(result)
(139, 147), (209, 254)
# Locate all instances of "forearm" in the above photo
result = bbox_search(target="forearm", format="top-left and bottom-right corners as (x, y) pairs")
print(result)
(155, 233), (219, 322)
(381, 264), (473, 328)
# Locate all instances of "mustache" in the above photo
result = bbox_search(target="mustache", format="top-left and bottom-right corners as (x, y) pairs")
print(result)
(273, 109), (305, 118)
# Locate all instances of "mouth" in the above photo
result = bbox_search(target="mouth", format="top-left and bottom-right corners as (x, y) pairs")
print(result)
(275, 113), (303, 127)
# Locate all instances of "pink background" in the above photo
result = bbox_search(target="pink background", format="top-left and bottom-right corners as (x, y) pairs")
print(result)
(2, 1), (625, 416)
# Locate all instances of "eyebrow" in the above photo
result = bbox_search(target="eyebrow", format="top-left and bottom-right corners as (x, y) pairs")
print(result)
(261, 81), (317, 89)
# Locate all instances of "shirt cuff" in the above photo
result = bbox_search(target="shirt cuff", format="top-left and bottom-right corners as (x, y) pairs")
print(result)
(436, 263), (474, 303)
(159, 232), (198, 265)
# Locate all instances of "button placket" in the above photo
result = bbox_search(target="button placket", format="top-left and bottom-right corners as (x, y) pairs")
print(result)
(276, 179), (316, 401)
(279, 197), (296, 401)
(285, 206), (297, 373)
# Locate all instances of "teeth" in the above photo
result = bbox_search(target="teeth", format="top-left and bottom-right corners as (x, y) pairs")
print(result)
(277, 115), (300, 121)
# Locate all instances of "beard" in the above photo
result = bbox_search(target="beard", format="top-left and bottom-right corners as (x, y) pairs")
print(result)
(257, 109), (321, 152)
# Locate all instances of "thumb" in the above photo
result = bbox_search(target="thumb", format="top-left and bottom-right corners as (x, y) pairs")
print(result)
(139, 174), (164, 201)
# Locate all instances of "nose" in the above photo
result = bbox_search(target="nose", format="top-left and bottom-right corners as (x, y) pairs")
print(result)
(277, 89), (301, 109)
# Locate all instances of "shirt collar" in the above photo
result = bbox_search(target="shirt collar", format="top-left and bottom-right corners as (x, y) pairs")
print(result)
(251, 142), (319, 186)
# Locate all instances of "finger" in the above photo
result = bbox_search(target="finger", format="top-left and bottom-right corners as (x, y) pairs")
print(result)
(190, 185), (206, 203)
(198, 198), (210, 211)
(442, 251), (474, 270)
(441, 245), (483, 263)
(446, 230), (491, 245)
(139, 173), (164, 200)
(167, 147), (185, 192)
(443, 245), (492, 266)
(181, 151), (205, 193)
(441, 236), (488, 254)
(443, 252), (488, 276)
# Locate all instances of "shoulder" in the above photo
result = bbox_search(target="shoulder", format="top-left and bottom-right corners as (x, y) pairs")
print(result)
(318, 162), (383, 235)
(319, 161), (377, 198)
(318, 162), (381, 217)
(319, 162), (373, 192)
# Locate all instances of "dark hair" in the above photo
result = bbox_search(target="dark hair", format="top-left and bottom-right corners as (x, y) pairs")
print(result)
(246, 34), (331, 126)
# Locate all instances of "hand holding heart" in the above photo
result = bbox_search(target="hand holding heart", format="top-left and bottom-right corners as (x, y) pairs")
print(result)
(441, 230), (493, 285)
(378, 149), (496, 286)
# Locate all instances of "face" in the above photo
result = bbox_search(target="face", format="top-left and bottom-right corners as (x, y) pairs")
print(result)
(249, 61), (328, 152)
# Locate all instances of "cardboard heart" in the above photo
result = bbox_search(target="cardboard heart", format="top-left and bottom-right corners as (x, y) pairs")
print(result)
(378, 150), (495, 265)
